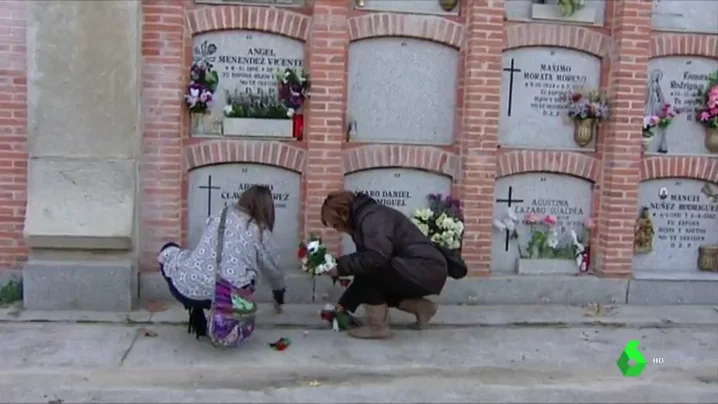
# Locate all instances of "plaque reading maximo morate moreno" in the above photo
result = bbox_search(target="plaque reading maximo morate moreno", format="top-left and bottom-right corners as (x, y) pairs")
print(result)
(191, 31), (304, 136)
(499, 47), (601, 150)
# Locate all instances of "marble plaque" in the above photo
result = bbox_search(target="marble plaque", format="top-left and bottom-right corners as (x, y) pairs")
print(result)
(499, 47), (601, 150)
(188, 164), (301, 270)
(633, 179), (718, 273)
(491, 173), (593, 273)
(505, 0), (606, 25)
(356, 0), (459, 15)
(652, 0), (718, 34)
(347, 38), (459, 145)
(341, 168), (453, 254)
(191, 31), (305, 136)
(195, 0), (305, 5)
(644, 57), (718, 155)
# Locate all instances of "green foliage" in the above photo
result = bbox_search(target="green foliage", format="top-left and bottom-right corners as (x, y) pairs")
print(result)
(557, 0), (585, 16)
(0, 279), (22, 305)
(523, 228), (578, 260)
(206, 70), (219, 93)
(224, 91), (289, 119)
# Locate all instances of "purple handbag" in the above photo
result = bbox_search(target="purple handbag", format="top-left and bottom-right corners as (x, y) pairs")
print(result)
(207, 207), (257, 348)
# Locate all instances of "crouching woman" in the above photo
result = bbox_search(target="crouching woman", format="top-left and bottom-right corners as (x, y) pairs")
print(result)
(157, 185), (286, 344)
(321, 191), (448, 339)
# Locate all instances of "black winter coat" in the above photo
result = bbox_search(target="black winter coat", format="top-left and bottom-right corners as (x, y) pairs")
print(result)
(336, 194), (448, 295)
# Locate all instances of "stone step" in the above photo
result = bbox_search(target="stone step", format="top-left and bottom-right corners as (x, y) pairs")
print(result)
(2, 302), (717, 329)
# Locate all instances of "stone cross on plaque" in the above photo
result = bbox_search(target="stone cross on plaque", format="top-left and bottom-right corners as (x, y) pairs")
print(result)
(502, 58), (522, 117)
(198, 175), (221, 217)
(495, 186), (524, 251)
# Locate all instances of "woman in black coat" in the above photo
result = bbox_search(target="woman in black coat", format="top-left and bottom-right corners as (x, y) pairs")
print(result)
(321, 191), (448, 339)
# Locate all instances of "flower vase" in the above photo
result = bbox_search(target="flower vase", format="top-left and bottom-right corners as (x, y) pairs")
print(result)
(192, 112), (207, 136)
(641, 136), (653, 151)
(704, 128), (718, 153)
(573, 119), (595, 147)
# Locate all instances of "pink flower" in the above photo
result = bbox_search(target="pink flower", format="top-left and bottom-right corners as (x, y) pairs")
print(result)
(711, 107), (718, 116)
(649, 115), (659, 125)
(542, 215), (558, 226)
(525, 213), (539, 224)
(583, 217), (595, 229)
(700, 111), (711, 121)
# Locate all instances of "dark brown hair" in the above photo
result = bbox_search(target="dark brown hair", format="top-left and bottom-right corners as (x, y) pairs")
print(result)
(321, 190), (356, 228)
(237, 185), (275, 234)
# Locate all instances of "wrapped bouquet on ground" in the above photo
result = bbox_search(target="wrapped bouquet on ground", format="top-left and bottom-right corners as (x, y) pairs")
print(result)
(320, 303), (351, 332)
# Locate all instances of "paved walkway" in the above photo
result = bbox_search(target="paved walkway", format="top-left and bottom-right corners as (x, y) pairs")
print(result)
(0, 304), (716, 403)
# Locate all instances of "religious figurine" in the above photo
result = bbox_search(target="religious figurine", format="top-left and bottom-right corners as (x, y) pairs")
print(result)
(634, 207), (654, 254)
(645, 69), (668, 153)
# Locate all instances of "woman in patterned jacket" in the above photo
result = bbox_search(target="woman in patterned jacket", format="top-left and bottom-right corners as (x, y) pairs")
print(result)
(157, 185), (286, 339)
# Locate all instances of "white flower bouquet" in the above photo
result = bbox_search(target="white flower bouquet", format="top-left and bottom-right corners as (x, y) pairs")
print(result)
(297, 234), (337, 276)
(410, 194), (465, 250)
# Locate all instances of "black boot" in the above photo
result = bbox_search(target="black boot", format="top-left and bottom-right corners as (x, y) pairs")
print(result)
(188, 307), (208, 339)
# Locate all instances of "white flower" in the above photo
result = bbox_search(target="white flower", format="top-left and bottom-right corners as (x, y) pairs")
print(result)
(315, 263), (327, 274)
(223, 105), (233, 115)
(324, 253), (335, 264)
(547, 229), (559, 249)
(454, 220), (465, 236)
(286, 108), (295, 117)
(506, 206), (518, 222)
(430, 233), (442, 244)
(413, 208), (433, 221)
(324, 303), (335, 311)
(307, 240), (320, 254)
(189, 88), (200, 98)
(504, 219), (516, 232)
(301, 257), (308, 265)
(493, 219), (507, 231)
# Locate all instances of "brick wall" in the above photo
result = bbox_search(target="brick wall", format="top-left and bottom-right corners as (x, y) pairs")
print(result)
(0, 0), (27, 270)
(1, 0), (717, 278)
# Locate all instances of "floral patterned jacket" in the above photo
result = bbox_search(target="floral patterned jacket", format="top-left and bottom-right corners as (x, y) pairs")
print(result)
(158, 208), (286, 301)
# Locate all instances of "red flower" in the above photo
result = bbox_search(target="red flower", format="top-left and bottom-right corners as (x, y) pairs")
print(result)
(297, 244), (308, 259)
(320, 310), (335, 322)
(571, 93), (583, 103)
(339, 279), (351, 287)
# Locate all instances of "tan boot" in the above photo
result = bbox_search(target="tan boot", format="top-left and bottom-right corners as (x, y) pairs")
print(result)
(398, 298), (437, 330)
(348, 304), (392, 339)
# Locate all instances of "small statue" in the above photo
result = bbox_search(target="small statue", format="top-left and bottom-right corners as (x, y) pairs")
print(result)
(634, 207), (654, 254)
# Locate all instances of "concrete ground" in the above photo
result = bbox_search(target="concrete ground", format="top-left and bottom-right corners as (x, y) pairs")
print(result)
(0, 303), (717, 403)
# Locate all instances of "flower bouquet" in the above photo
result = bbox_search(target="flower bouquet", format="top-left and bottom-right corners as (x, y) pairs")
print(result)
(298, 235), (350, 300)
(277, 68), (310, 141)
(298, 235), (337, 276)
(223, 91), (289, 119)
(567, 89), (609, 147)
(320, 303), (352, 332)
(410, 194), (465, 250)
(696, 71), (718, 152)
(185, 61), (219, 114)
(643, 103), (677, 151)
(277, 68), (310, 117)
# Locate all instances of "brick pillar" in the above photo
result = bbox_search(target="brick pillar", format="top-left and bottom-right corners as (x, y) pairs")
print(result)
(304, 0), (349, 251)
(0, 0), (27, 270)
(139, 0), (186, 272)
(595, 0), (653, 277)
(459, 0), (505, 275)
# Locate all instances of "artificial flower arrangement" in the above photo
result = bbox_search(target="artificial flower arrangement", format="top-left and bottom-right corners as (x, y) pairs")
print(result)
(185, 61), (219, 114)
(642, 103), (677, 149)
(222, 91), (289, 119)
(320, 303), (351, 332)
(493, 207), (595, 271)
(410, 194), (465, 250)
(697, 71), (718, 130)
(567, 90), (610, 122)
(567, 89), (609, 147)
(557, 0), (586, 17)
(297, 234), (337, 276)
(277, 68), (310, 118)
